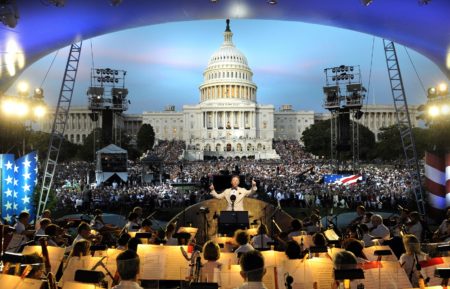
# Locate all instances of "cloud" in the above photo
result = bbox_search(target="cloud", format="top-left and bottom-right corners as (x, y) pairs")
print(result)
(93, 46), (205, 70)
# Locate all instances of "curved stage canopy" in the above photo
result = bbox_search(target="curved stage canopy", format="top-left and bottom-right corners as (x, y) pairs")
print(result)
(0, 0), (449, 92)
(169, 198), (294, 244)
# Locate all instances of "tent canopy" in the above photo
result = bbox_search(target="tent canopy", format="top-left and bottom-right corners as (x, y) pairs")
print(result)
(0, 0), (449, 93)
(96, 144), (127, 155)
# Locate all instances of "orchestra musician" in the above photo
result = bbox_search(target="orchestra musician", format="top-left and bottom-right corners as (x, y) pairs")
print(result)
(433, 208), (450, 241)
(348, 205), (366, 227)
(112, 250), (143, 289)
(368, 214), (390, 241)
(209, 175), (257, 211)
(72, 222), (102, 246)
(14, 211), (35, 239)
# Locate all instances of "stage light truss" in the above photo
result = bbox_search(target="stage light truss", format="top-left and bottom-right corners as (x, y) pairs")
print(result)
(88, 68), (129, 112)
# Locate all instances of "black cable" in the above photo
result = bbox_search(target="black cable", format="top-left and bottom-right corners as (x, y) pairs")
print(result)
(40, 50), (59, 88)
(404, 47), (427, 95)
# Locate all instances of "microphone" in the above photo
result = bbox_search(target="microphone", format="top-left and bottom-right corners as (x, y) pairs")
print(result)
(285, 273), (294, 289)
(230, 194), (236, 211)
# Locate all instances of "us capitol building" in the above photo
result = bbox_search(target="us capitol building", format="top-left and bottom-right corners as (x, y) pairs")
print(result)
(38, 20), (419, 159)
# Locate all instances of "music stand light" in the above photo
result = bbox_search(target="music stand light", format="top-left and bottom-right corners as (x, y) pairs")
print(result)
(435, 268), (450, 287)
(437, 245), (450, 252)
(135, 232), (153, 239)
(74, 270), (106, 284)
(334, 268), (365, 280)
(1, 252), (23, 263)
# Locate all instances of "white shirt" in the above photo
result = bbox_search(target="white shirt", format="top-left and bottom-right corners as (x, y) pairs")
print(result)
(399, 253), (428, 288)
(371, 224), (390, 240)
(235, 243), (254, 256)
(251, 234), (273, 249)
(112, 280), (143, 289)
(14, 221), (26, 234)
(408, 222), (423, 242)
(210, 186), (257, 211)
(235, 281), (268, 289)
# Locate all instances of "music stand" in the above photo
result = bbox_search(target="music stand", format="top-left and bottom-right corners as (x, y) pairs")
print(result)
(74, 270), (105, 284)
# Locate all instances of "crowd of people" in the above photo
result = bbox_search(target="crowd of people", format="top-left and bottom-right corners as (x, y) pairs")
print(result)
(51, 140), (415, 218)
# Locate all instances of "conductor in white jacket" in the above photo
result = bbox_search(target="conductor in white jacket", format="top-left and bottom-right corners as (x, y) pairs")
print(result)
(209, 175), (257, 211)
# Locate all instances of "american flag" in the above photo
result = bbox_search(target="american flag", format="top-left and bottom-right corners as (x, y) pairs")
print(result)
(324, 174), (362, 185)
(1, 154), (15, 224)
(425, 151), (449, 216)
(1, 152), (38, 224)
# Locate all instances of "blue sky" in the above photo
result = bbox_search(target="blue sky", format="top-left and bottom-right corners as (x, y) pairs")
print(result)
(7, 19), (447, 114)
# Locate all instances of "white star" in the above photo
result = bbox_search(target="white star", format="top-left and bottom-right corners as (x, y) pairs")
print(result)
(4, 214), (11, 223)
(4, 201), (12, 210)
(13, 178), (18, 186)
(14, 165), (19, 173)
(5, 175), (13, 184)
(5, 161), (13, 170)
(13, 191), (18, 198)
(34, 154), (38, 162)
(23, 159), (31, 168)
(23, 183), (30, 192)
(5, 188), (12, 197)
(23, 172), (31, 180)
(34, 166), (38, 173)
(23, 207), (30, 213)
(22, 196), (30, 204)
(13, 203), (18, 210)
(34, 179), (38, 185)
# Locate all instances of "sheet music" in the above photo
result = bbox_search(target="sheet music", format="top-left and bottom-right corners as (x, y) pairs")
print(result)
(262, 266), (278, 289)
(219, 264), (242, 289)
(261, 250), (288, 268)
(137, 244), (189, 280)
(5, 234), (24, 253)
(22, 245), (65, 275)
(304, 257), (334, 289)
(216, 252), (238, 267)
(361, 261), (411, 289)
(277, 259), (306, 289)
(0, 274), (21, 289)
(60, 256), (104, 286)
(14, 277), (43, 289)
(0, 274), (43, 289)
(62, 281), (97, 289)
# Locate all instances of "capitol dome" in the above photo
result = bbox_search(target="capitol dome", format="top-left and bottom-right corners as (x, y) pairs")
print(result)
(199, 19), (257, 103)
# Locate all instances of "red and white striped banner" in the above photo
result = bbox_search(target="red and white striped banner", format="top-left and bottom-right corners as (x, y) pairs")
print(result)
(425, 151), (450, 213)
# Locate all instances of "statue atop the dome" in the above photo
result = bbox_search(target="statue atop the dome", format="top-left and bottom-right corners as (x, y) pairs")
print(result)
(225, 19), (231, 32)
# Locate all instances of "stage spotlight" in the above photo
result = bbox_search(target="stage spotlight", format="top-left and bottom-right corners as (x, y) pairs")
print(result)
(33, 105), (47, 118)
(361, 0), (373, 6)
(267, 0), (277, 4)
(17, 81), (29, 96)
(418, 0), (431, 5)
(33, 88), (44, 99)
(427, 87), (437, 98)
(441, 104), (449, 115)
(428, 105), (440, 117)
(210, 0), (219, 2)
(1, 98), (15, 115)
(15, 101), (29, 117)
(438, 83), (448, 95)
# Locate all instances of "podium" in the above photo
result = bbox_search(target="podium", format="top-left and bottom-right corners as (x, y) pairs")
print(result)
(218, 211), (249, 236)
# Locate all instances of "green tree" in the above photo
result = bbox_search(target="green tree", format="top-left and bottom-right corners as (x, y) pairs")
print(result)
(301, 119), (375, 160)
(374, 125), (431, 160)
(137, 123), (155, 153)
(77, 128), (105, 161)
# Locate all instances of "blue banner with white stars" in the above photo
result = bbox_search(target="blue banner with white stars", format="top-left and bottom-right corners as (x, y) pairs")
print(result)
(1, 154), (15, 224)
(0, 152), (38, 224)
